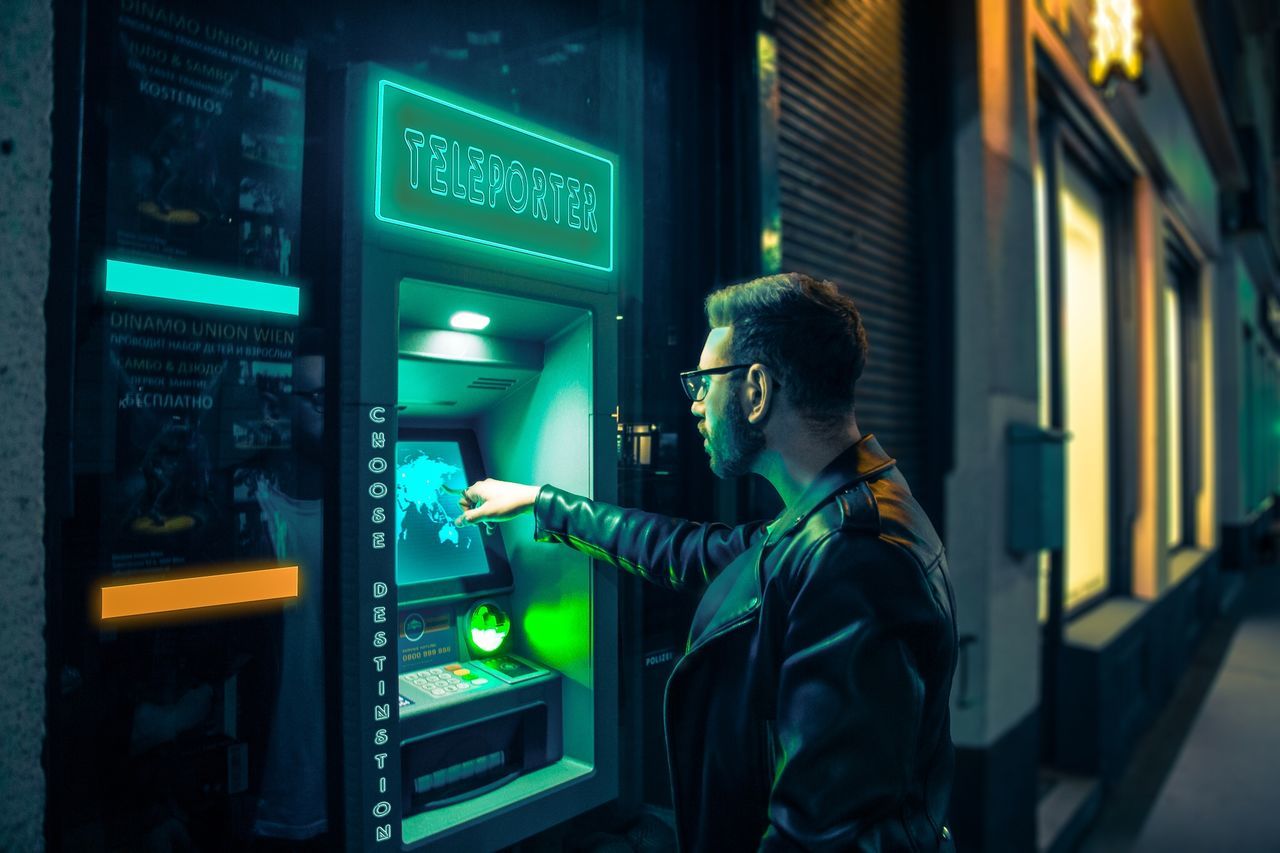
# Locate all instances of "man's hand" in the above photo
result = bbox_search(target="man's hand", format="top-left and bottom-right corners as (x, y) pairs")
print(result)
(452, 479), (541, 527)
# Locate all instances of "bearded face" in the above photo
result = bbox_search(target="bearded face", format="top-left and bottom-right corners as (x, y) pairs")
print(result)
(703, 377), (766, 478)
(692, 327), (767, 480)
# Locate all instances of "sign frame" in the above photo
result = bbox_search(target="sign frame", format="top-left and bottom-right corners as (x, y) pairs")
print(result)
(373, 78), (616, 273)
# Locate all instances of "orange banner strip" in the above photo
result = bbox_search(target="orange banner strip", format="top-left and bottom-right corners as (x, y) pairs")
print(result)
(101, 566), (299, 620)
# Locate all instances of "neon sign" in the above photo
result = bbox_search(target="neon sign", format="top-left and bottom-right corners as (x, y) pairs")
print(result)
(1039, 0), (1071, 36)
(375, 79), (615, 272)
(105, 259), (300, 315)
(1089, 0), (1142, 87)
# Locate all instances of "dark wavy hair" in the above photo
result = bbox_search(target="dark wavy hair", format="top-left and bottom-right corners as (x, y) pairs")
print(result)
(704, 272), (868, 428)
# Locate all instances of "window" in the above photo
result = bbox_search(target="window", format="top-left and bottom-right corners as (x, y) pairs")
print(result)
(1163, 239), (1200, 552)
(1059, 157), (1111, 611)
(1036, 157), (1052, 624)
(1242, 326), (1256, 508)
(1034, 83), (1132, 769)
(50, 1), (632, 849)
(1163, 280), (1184, 547)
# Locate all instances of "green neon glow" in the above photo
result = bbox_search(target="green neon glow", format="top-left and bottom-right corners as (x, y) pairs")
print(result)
(374, 78), (616, 272)
(105, 259), (300, 316)
(522, 597), (589, 669)
(468, 602), (510, 654)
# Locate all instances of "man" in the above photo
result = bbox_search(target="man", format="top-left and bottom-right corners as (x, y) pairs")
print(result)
(456, 273), (957, 851)
(250, 334), (329, 847)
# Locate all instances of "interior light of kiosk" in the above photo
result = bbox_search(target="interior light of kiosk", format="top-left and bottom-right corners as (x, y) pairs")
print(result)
(450, 311), (492, 331)
(105, 259), (300, 316)
(404, 330), (498, 362)
(469, 602), (510, 654)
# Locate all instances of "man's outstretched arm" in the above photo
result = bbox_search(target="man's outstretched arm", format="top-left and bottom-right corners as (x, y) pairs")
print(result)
(455, 479), (762, 592)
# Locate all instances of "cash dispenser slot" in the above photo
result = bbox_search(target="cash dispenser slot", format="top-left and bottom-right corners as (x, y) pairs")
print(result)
(398, 662), (564, 817)
(402, 703), (554, 814)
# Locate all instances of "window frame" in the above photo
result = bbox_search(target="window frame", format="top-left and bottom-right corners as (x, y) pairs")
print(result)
(1034, 61), (1138, 768)
(1038, 105), (1133, 622)
(1163, 233), (1202, 553)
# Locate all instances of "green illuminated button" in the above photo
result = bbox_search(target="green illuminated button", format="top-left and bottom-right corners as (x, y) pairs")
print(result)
(468, 603), (510, 654)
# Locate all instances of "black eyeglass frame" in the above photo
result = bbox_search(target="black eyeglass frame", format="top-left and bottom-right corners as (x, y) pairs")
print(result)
(679, 364), (756, 402)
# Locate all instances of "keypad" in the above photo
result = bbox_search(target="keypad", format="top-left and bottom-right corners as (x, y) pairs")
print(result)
(401, 663), (491, 701)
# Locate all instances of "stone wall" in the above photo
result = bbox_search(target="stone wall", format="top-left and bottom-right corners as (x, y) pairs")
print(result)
(0, 0), (52, 848)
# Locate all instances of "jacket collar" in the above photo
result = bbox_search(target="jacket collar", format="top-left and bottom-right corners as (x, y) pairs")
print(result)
(763, 434), (896, 547)
(682, 435), (898, 656)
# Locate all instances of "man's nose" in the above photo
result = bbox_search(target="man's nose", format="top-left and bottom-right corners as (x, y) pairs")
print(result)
(690, 398), (705, 418)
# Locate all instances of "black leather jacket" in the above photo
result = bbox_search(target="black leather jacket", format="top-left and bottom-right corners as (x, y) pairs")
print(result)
(533, 436), (957, 852)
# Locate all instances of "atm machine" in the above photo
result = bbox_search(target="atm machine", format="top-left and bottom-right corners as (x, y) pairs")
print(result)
(336, 65), (621, 850)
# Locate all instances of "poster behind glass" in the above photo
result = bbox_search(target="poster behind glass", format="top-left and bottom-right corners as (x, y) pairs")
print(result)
(56, 0), (619, 848)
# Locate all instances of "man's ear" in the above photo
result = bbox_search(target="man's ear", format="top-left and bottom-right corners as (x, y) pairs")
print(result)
(743, 363), (773, 425)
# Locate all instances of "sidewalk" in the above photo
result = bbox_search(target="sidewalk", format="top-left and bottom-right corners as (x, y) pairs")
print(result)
(1079, 565), (1280, 853)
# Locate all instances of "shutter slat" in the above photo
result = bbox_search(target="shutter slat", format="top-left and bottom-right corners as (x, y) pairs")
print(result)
(778, 156), (911, 225)
(777, 0), (921, 482)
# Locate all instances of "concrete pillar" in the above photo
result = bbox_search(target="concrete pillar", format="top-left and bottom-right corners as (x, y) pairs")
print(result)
(943, 0), (1041, 849)
(0, 0), (52, 848)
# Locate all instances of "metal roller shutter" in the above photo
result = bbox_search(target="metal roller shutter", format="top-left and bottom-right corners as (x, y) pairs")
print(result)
(776, 0), (923, 485)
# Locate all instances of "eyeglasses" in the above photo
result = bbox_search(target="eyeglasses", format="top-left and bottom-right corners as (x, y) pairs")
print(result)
(679, 364), (754, 402)
(290, 388), (325, 413)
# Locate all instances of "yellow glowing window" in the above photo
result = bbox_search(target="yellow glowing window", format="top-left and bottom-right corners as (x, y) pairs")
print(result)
(1035, 159), (1052, 625)
(1164, 283), (1183, 548)
(1060, 161), (1110, 612)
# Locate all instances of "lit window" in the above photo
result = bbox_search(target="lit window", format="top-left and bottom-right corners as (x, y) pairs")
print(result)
(1035, 160), (1052, 624)
(1060, 161), (1110, 611)
(1163, 282), (1183, 548)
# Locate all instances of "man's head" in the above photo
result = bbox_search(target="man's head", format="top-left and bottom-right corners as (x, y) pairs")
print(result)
(288, 328), (326, 460)
(689, 273), (869, 477)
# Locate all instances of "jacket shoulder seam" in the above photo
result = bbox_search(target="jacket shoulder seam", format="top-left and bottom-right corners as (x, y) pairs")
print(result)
(804, 527), (942, 586)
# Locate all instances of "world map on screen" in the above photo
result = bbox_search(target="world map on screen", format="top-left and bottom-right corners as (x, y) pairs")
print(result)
(396, 450), (468, 548)
(395, 439), (488, 585)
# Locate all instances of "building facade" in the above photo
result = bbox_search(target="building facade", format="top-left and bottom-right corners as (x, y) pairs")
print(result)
(932, 0), (1280, 849)
(4, 0), (1280, 849)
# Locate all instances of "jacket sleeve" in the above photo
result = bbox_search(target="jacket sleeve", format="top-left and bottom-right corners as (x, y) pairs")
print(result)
(532, 484), (763, 593)
(760, 532), (946, 852)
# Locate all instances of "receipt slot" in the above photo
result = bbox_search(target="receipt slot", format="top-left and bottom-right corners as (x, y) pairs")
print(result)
(338, 64), (621, 851)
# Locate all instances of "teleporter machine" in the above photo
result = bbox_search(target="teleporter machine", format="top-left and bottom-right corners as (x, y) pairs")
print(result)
(337, 64), (623, 850)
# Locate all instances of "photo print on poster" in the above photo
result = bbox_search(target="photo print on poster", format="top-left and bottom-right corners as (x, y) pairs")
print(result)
(105, 0), (306, 278)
